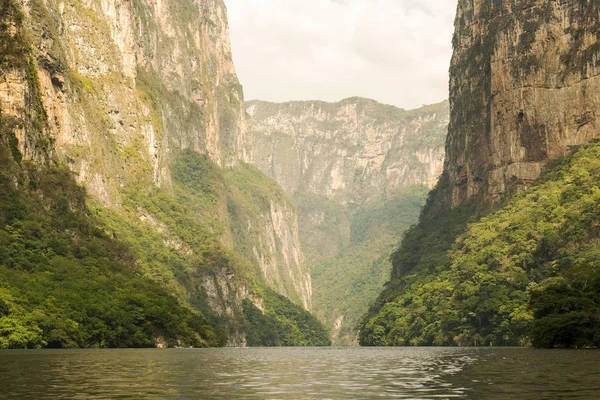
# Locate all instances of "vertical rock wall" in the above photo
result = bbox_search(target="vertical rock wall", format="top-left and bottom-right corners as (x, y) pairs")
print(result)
(0, 0), (312, 324)
(436, 0), (600, 210)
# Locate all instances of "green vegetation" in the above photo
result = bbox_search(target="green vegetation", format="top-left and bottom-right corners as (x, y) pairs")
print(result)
(243, 288), (331, 347)
(1, 1), (222, 348)
(307, 187), (428, 344)
(223, 162), (311, 305)
(0, 0), (27, 69)
(294, 191), (351, 263)
(0, 140), (331, 349)
(0, 142), (223, 348)
(0, 0), (53, 158)
(224, 162), (290, 211)
(360, 141), (600, 348)
(90, 151), (239, 344)
(1, 0), (329, 349)
(95, 150), (330, 346)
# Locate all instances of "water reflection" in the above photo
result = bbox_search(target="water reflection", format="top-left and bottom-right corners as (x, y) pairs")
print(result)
(0, 347), (598, 399)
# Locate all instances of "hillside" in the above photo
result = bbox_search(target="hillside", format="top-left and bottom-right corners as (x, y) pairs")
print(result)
(360, 141), (600, 348)
(0, 0), (329, 347)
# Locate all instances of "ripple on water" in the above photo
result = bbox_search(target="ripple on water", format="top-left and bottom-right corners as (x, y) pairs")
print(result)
(0, 347), (599, 399)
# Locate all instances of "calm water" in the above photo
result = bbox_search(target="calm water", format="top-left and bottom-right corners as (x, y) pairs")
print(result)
(0, 347), (598, 399)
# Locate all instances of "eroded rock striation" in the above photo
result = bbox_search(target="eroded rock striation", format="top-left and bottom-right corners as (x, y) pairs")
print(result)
(436, 0), (600, 210)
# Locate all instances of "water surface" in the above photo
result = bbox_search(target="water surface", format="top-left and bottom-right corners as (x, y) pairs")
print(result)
(0, 347), (598, 399)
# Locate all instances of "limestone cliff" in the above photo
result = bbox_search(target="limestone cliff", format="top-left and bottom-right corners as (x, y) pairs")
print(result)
(0, 0), (313, 342)
(436, 0), (600, 210)
(246, 98), (448, 264)
(24, 0), (246, 201)
(246, 98), (449, 206)
(223, 164), (312, 309)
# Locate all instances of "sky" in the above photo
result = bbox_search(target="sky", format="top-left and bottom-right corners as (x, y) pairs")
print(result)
(225, 0), (457, 110)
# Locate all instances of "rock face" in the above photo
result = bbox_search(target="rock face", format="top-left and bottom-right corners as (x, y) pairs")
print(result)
(2, 0), (248, 202)
(245, 98), (449, 206)
(0, 0), (311, 331)
(258, 200), (311, 309)
(224, 167), (312, 309)
(360, 0), (600, 348)
(436, 0), (600, 210)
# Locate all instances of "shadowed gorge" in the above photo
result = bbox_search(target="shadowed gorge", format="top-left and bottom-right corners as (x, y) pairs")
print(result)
(244, 98), (448, 343)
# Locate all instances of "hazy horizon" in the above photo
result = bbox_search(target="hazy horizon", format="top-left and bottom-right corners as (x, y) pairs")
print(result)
(244, 96), (449, 110)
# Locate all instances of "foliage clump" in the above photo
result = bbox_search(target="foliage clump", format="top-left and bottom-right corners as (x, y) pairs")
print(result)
(243, 288), (331, 347)
(0, 141), (225, 348)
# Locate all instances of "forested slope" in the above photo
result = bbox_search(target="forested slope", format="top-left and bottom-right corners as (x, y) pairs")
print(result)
(310, 187), (428, 344)
(0, 141), (224, 348)
(360, 142), (600, 348)
(361, 0), (600, 349)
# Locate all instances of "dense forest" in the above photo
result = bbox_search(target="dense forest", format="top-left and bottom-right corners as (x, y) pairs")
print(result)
(309, 186), (428, 343)
(0, 0), (333, 348)
(360, 141), (600, 348)
(0, 139), (225, 348)
(243, 288), (331, 347)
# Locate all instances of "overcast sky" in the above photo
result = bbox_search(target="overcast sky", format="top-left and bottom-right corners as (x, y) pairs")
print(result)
(226, 0), (457, 110)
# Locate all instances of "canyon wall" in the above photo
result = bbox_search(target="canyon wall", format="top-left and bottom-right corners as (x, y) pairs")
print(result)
(360, 0), (600, 348)
(436, 0), (600, 210)
(245, 98), (449, 206)
(245, 98), (449, 343)
(0, 0), (312, 341)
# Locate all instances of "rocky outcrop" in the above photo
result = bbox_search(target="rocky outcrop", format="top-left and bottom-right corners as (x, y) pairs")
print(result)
(248, 200), (311, 309)
(436, 0), (600, 210)
(2, 0), (248, 204)
(245, 98), (449, 205)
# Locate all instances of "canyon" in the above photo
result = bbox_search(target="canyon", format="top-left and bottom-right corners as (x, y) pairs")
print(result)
(245, 98), (448, 343)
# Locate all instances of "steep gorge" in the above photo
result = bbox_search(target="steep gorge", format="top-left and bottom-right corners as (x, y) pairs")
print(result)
(0, 0), (327, 347)
(245, 98), (449, 343)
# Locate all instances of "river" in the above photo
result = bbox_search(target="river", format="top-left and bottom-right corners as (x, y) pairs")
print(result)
(0, 347), (598, 399)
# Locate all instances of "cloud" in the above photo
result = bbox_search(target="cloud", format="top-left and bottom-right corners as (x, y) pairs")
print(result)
(225, 0), (456, 109)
